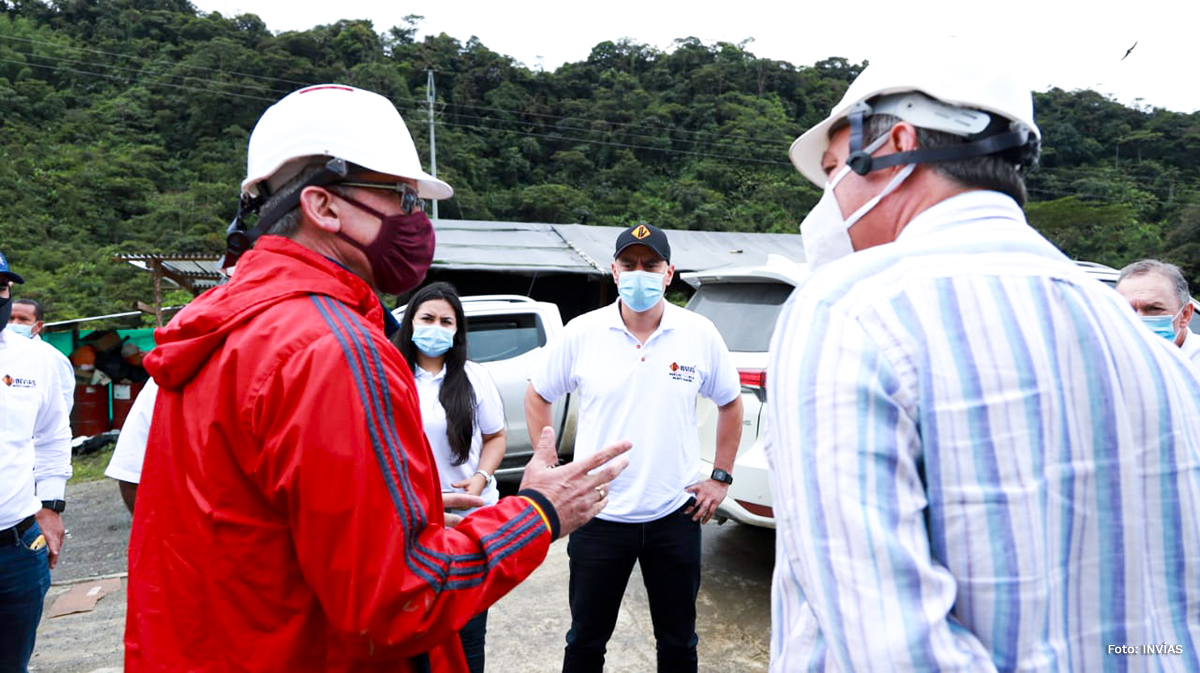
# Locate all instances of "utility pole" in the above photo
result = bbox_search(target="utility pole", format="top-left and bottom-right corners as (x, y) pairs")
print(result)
(427, 69), (438, 221)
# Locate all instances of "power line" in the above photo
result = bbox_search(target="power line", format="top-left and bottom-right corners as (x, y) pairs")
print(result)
(0, 56), (278, 102)
(432, 117), (792, 167)
(2, 33), (1198, 202)
(432, 99), (794, 149)
(0, 43), (285, 100)
(0, 33), (306, 94)
(425, 105), (788, 159)
(0, 33), (799, 148)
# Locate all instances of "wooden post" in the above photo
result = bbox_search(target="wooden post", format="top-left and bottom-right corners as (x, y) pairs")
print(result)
(152, 259), (163, 328)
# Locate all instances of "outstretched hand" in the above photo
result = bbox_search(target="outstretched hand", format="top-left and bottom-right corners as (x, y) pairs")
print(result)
(442, 492), (485, 527)
(519, 427), (631, 537)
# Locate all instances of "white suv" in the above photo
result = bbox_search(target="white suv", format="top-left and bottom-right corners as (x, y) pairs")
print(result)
(685, 255), (808, 529)
(393, 295), (576, 482)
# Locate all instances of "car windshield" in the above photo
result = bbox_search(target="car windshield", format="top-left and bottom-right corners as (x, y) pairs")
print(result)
(466, 313), (547, 363)
(685, 282), (795, 352)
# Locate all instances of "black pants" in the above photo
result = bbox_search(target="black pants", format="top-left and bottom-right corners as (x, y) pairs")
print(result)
(459, 609), (487, 673)
(562, 504), (701, 673)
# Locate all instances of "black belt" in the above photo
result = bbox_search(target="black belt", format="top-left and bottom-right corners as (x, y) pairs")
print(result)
(2, 515), (36, 544)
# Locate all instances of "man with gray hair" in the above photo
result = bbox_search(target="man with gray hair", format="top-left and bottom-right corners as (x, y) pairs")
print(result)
(767, 52), (1200, 671)
(1116, 258), (1200, 370)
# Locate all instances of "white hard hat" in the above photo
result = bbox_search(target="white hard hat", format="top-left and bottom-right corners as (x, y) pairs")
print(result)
(789, 56), (1040, 186)
(243, 84), (453, 200)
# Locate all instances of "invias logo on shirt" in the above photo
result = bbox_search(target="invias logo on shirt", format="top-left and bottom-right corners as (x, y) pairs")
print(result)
(2, 374), (36, 389)
(668, 362), (696, 383)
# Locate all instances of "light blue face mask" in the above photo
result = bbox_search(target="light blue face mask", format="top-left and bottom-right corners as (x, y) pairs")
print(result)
(617, 270), (665, 313)
(411, 325), (456, 356)
(1139, 307), (1183, 341)
(7, 323), (33, 339)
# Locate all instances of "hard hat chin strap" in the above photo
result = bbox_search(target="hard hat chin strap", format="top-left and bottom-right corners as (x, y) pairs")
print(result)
(220, 157), (351, 269)
(845, 101), (1037, 176)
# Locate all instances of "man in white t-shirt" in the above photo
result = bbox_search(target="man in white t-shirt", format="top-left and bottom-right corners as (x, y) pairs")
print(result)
(1116, 259), (1200, 372)
(525, 223), (743, 673)
(104, 377), (159, 513)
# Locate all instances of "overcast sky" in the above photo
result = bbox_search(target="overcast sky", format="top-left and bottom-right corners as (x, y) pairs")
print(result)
(194, 0), (1197, 114)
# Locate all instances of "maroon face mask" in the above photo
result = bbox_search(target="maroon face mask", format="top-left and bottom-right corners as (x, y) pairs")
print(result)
(333, 192), (435, 294)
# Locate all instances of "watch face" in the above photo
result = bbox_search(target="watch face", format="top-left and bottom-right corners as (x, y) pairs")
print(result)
(712, 469), (733, 485)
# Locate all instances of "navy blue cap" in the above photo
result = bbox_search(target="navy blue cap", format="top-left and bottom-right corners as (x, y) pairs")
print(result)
(0, 251), (24, 284)
(614, 223), (671, 263)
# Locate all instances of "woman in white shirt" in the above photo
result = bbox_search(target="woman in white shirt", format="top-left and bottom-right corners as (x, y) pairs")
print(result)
(395, 282), (506, 673)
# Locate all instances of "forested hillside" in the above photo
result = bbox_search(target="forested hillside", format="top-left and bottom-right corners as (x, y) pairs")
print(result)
(1, 0), (1198, 321)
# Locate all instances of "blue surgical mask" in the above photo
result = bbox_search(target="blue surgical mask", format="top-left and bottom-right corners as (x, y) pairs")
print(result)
(617, 270), (665, 313)
(7, 323), (33, 339)
(1139, 307), (1183, 341)
(411, 325), (455, 356)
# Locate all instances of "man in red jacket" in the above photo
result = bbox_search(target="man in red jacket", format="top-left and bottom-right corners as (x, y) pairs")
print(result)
(126, 84), (629, 672)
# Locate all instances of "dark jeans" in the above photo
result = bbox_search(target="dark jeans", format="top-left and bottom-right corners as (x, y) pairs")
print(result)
(0, 519), (50, 673)
(562, 504), (701, 673)
(459, 608), (487, 673)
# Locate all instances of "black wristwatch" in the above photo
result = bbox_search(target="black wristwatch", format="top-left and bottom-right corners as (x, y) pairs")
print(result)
(710, 468), (733, 485)
(41, 499), (66, 513)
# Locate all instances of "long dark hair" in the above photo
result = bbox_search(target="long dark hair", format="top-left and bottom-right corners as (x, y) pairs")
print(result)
(395, 282), (476, 466)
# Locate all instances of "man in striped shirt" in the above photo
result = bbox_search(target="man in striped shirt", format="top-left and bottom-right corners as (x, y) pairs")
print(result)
(766, 54), (1200, 671)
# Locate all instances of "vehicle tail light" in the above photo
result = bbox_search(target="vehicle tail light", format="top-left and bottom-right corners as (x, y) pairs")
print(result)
(735, 500), (774, 518)
(738, 368), (766, 401)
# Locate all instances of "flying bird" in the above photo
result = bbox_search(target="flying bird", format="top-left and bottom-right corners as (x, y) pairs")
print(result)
(1121, 41), (1138, 61)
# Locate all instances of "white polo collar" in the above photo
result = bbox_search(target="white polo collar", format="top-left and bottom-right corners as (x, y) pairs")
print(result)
(606, 299), (678, 336)
(897, 190), (1026, 243)
(414, 363), (446, 382)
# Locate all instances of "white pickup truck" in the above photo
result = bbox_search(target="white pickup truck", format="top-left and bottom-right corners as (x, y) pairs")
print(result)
(393, 295), (576, 483)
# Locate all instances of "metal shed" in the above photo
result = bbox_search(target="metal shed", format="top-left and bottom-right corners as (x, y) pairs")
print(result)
(119, 221), (805, 322)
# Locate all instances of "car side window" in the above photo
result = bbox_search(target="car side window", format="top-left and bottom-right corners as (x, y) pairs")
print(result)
(466, 314), (547, 363)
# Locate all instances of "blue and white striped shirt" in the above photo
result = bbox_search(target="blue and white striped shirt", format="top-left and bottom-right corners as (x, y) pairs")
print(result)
(766, 190), (1200, 672)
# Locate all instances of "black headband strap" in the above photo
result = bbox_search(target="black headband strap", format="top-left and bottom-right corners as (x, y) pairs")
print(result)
(851, 130), (1031, 175)
(221, 157), (351, 268)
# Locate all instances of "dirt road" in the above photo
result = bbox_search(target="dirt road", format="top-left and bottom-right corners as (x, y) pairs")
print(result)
(31, 480), (773, 672)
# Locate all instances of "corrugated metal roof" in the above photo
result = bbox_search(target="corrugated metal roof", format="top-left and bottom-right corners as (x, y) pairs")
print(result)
(118, 220), (806, 282)
(431, 220), (601, 274)
(553, 223), (805, 275)
(432, 220), (805, 276)
(116, 253), (226, 291)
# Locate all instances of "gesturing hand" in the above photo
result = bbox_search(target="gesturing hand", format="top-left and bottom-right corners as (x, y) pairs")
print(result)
(519, 427), (631, 537)
(442, 493), (485, 527)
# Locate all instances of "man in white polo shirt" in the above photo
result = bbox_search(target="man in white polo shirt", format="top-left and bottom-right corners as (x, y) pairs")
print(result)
(525, 222), (744, 673)
(9, 298), (75, 415)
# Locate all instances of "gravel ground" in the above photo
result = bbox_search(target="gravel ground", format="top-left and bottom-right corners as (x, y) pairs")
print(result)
(28, 479), (772, 672)
(30, 479), (129, 673)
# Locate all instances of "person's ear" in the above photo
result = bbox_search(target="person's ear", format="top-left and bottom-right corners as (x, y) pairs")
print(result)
(610, 261), (620, 283)
(890, 122), (920, 153)
(664, 264), (675, 287)
(299, 186), (342, 234)
(1180, 302), (1195, 326)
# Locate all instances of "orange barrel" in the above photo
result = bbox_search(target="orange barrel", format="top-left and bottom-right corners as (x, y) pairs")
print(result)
(71, 383), (111, 437)
(111, 381), (145, 430)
